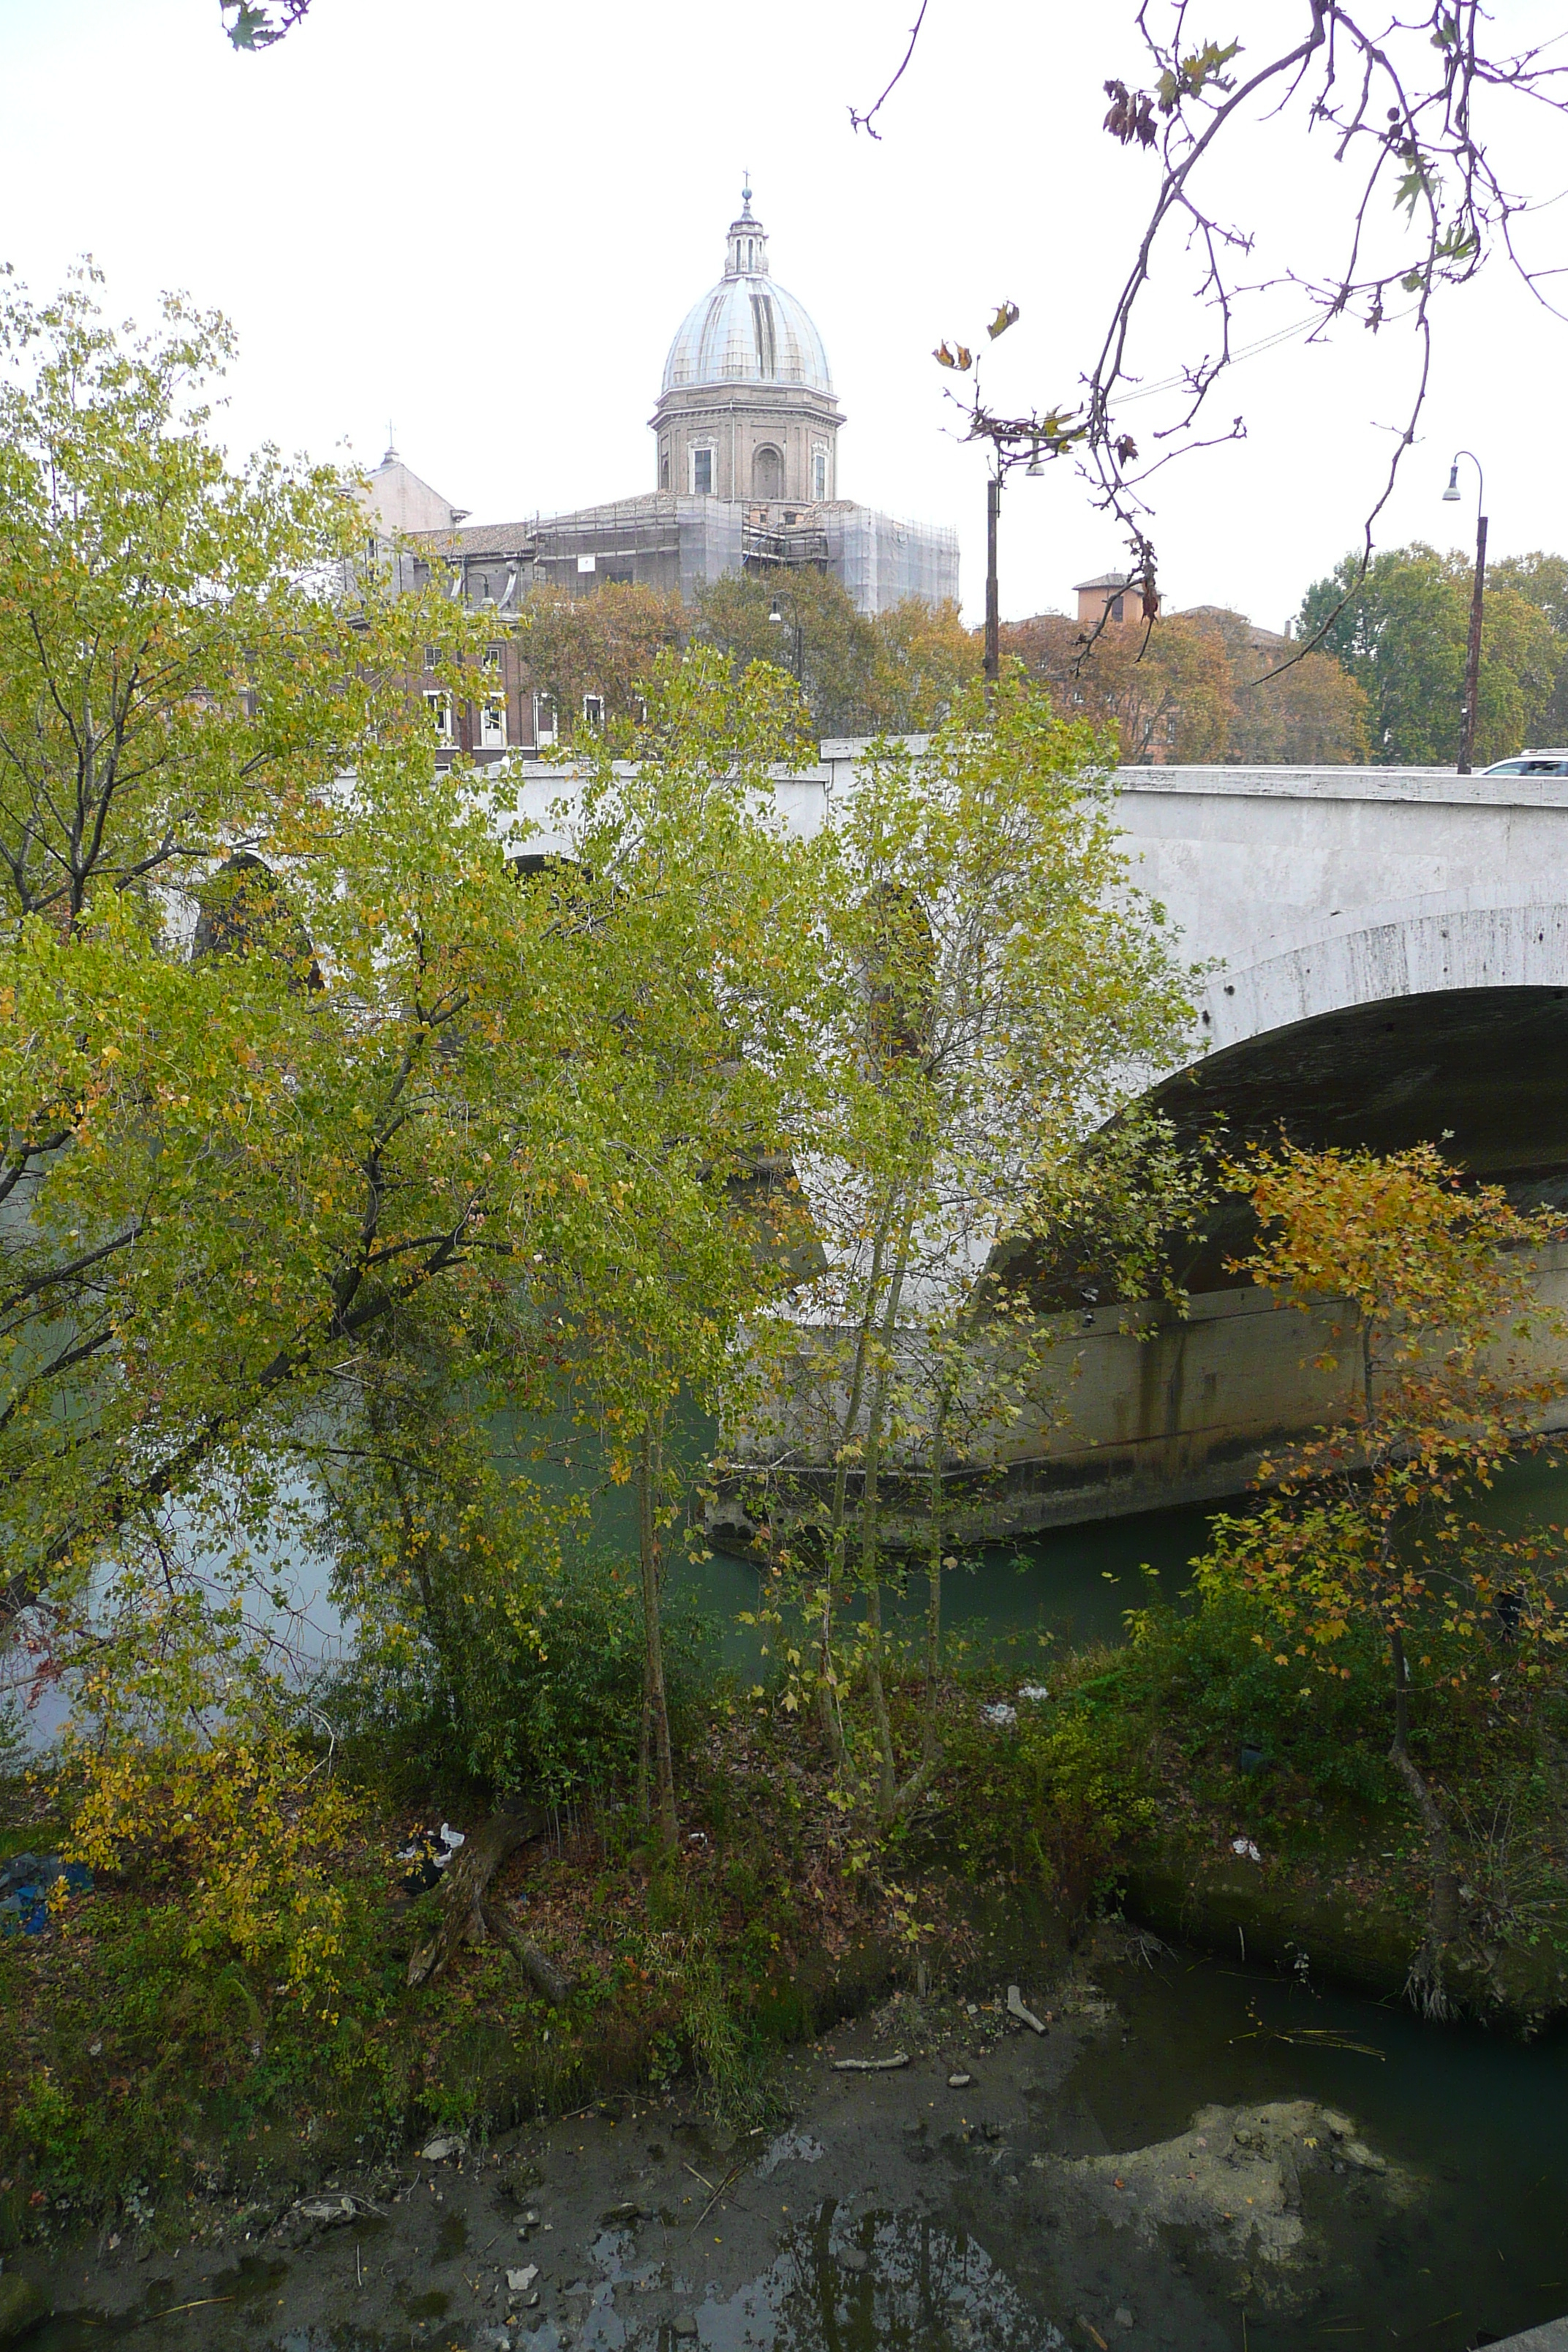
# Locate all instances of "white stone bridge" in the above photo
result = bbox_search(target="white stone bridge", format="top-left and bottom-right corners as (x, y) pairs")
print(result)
(1096, 758), (1568, 1054)
(517, 748), (1568, 1526)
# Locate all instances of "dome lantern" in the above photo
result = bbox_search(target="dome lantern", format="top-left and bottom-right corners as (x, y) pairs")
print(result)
(725, 178), (769, 282)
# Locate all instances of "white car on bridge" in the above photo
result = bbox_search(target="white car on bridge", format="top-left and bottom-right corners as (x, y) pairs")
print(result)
(1485, 748), (1568, 774)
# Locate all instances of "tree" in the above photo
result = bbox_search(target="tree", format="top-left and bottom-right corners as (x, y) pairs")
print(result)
(1187, 609), (1371, 765)
(0, 274), (602, 1641)
(864, 598), (981, 734)
(998, 611), (1233, 762)
(515, 581), (687, 743)
(1490, 554), (1568, 744)
(694, 570), (977, 740)
(741, 671), (1198, 1822)
(695, 568), (878, 740)
(1299, 546), (1564, 765)
(510, 651), (829, 1846)
(870, 9), (1568, 628)
(1210, 1141), (1568, 2006)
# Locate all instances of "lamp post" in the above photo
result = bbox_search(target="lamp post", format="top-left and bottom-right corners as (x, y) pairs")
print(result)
(767, 589), (804, 682)
(984, 472), (1001, 685)
(983, 442), (1044, 692)
(1442, 450), (1487, 776)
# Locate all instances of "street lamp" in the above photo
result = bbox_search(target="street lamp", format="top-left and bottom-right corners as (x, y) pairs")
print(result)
(767, 589), (804, 681)
(1443, 450), (1487, 776)
(984, 470), (1002, 685)
(983, 443), (1049, 689)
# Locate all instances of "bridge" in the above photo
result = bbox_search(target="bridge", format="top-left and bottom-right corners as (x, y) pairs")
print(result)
(826, 749), (1568, 1208)
(514, 747), (1568, 1526)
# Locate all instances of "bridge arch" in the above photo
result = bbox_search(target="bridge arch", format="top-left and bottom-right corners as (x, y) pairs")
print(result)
(1194, 892), (1568, 1055)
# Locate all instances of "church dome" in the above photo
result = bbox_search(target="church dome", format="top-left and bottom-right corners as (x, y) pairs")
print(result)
(660, 186), (833, 399)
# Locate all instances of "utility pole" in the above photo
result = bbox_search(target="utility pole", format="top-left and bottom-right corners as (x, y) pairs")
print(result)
(767, 589), (804, 685)
(984, 473), (1000, 686)
(1443, 451), (1487, 776)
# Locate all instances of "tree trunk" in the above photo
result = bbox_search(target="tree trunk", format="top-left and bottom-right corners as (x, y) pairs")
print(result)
(637, 1418), (678, 1852)
(405, 1804), (549, 1986)
(924, 1398), (946, 1765)
(815, 1213), (890, 1788)
(1387, 1626), (1460, 2004)
(480, 1901), (575, 2006)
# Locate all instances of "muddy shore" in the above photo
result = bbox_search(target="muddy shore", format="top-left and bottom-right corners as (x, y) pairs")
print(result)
(9, 1935), (1449, 2352)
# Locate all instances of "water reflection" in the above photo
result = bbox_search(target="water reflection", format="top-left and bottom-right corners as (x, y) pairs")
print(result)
(496, 2201), (1066, 2352)
(683, 2204), (1066, 2352)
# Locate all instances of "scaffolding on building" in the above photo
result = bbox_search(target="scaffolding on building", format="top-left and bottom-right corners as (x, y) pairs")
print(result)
(410, 492), (960, 619)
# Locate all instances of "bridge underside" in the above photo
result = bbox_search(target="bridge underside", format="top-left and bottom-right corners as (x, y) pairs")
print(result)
(1144, 985), (1568, 1292)
(1000, 987), (1568, 1308)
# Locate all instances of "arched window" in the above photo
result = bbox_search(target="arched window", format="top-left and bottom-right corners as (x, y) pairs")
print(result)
(752, 444), (784, 500)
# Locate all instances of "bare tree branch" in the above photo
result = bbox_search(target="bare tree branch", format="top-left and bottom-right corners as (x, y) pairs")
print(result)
(875, 3), (1568, 661)
(849, 0), (932, 139)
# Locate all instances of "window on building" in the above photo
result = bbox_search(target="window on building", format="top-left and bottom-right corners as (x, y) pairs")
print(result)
(752, 444), (783, 500)
(660, 445), (671, 490)
(483, 644), (504, 673)
(691, 447), (714, 494)
(632, 695), (648, 725)
(423, 690), (453, 745)
(533, 692), (557, 747)
(1109, 595), (1125, 623)
(581, 694), (605, 729)
(423, 646), (438, 671)
(812, 447), (829, 500)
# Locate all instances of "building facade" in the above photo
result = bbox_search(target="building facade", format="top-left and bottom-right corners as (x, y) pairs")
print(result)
(361, 181), (960, 745)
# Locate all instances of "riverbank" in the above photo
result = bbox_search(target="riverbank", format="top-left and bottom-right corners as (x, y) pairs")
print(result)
(5, 1627), (1567, 2276)
(9, 1924), (1568, 2352)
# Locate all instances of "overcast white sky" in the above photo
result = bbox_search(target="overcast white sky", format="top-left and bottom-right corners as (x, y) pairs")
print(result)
(1, 0), (1563, 630)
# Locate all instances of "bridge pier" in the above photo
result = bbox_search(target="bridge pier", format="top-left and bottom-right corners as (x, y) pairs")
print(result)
(720, 1246), (1568, 1547)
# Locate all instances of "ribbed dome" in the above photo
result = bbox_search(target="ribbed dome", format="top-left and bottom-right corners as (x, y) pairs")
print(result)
(660, 189), (833, 399)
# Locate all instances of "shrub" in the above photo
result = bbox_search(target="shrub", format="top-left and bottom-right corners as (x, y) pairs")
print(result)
(59, 1605), (361, 2023)
(324, 1545), (711, 1806)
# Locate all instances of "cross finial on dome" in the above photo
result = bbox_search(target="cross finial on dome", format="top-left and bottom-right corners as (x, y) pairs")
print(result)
(741, 172), (753, 219)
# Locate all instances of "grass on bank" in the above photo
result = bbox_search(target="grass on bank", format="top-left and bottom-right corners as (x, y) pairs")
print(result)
(4, 1534), (1568, 2253)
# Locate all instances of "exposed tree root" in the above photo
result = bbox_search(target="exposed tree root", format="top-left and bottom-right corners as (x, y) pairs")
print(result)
(405, 1806), (550, 1988)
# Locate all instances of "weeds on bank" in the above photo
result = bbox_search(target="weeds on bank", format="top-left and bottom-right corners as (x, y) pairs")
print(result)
(10, 1537), (1566, 2242)
(939, 1553), (1568, 1964)
(0, 1689), (862, 2238)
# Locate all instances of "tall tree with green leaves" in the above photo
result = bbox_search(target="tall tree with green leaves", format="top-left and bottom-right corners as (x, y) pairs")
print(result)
(508, 650), (831, 1844)
(1490, 554), (1568, 744)
(0, 271), (595, 1644)
(696, 570), (977, 741)
(741, 671), (1199, 1822)
(1298, 546), (1563, 765)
